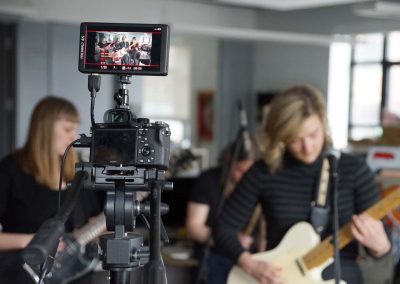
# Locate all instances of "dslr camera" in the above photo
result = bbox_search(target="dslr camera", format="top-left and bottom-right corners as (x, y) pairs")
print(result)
(78, 22), (172, 284)
(78, 22), (171, 170)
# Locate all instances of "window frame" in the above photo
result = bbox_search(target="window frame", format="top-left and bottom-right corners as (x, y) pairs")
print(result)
(348, 33), (400, 141)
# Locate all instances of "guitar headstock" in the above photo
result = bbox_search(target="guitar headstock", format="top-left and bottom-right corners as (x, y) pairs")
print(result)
(167, 149), (198, 179)
(381, 185), (400, 226)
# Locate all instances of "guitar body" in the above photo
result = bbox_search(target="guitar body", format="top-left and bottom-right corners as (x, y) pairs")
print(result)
(227, 222), (345, 284)
(46, 236), (98, 284)
(227, 186), (400, 284)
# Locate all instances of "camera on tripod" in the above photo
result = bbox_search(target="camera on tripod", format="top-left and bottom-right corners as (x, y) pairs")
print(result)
(22, 22), (172, 284)
(78, 22), (172, 284)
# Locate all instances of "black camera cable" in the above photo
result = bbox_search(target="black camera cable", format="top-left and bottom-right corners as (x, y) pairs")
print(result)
(57, 138), (80, 211)
(88, 74), (101, 127)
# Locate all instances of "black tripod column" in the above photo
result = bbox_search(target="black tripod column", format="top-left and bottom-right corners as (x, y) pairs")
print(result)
(148, 180), (163, 284)
(100, 180), (144, 284)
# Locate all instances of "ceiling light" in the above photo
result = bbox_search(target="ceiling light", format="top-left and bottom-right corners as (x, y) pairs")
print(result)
(215, 0), (371, 11)
(354, 1), (400, 19)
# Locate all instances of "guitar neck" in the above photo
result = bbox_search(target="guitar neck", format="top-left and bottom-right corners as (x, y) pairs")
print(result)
(302, 186), (400, 270)
(244, 205), (262, 236)
(73, 213), (107, 246)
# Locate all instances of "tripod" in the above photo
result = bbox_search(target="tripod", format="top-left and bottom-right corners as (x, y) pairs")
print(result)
(87, 73), (172, 284)
(97, 167), (171, 284)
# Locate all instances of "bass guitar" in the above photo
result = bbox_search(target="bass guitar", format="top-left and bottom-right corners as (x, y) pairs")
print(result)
(24, 213), (107, 284)
(48, 213), (106, 284)
(227, 186), (400, 284)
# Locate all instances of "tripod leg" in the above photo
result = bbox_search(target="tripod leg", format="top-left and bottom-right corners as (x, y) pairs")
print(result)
(110, 270), (131, 284)
(147, 182), (164, 284)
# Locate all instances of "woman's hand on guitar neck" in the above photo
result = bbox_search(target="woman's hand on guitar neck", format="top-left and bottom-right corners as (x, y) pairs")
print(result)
(238, 252), (284, 284)
(351, 213), (391, 258)
(238, 232), (253, 250)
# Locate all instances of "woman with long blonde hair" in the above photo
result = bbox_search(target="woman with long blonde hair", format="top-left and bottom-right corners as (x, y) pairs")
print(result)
(0, 96), (104, 283)
(214, 85), (391, 284)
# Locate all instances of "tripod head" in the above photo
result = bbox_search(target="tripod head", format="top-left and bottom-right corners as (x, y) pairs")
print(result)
(102, 75), (136, 124)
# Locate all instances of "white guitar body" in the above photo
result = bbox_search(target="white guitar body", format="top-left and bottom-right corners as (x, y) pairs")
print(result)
(228, 222), (346, 284)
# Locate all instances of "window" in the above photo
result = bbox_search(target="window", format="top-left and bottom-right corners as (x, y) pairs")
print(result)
(349, 32), (400, 141)
(327, 42), (351, 149)
(141, 45), (191, 146)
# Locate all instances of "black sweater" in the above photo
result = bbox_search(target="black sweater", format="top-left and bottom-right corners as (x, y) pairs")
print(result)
(213, 152), (380, 283)
(0, 154), (104, 283)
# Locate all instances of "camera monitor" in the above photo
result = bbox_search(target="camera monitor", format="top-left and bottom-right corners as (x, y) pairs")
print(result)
(79, 22), (169, 75)
(91, 128), (137, 166)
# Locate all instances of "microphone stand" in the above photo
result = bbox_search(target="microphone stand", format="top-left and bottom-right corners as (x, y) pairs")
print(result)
(330, 158), (341, 284)
(22, 170), (88, 283)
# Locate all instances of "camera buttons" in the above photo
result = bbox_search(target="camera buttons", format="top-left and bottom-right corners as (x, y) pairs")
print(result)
(141, 146), (152, 156)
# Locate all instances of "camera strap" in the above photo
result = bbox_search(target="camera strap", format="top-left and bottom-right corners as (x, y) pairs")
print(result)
(310, 158), (331, 235)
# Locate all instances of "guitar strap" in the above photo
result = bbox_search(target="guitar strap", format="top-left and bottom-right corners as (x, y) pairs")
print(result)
(310, 157), (331, 235)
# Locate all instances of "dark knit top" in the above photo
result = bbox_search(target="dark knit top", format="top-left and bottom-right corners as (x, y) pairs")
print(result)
(189, 167), (223, 227)
(0, 154), (105, 283)
(213, 152), (381, 283)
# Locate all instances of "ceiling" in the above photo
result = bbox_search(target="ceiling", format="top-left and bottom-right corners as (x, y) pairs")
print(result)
(1, 0), (400, 45)
(211, 0), (400, 23)
(214, 0), (372, 11)
(198, 0), (400, 35)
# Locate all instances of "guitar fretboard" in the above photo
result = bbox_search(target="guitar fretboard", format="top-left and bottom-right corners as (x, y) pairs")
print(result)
(73, 213), (107, 246)
(302, 186), (400, 270)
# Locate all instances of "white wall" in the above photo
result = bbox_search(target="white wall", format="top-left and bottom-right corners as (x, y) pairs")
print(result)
(252, 42), (330, 96)
(16, 22), (48, 146)
(16, 21), (114, 147)
(180, 36), (219, 160)
(217, 40), (254, 154)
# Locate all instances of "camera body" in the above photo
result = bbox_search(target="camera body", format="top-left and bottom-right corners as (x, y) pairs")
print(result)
(91, 119), (171, 170)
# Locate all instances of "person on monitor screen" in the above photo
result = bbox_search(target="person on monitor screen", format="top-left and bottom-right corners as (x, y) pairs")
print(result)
(0, 96), (105, 284)
(115, 35), (131, 65)
(129, 36), (140, 65)
(213, 84), (391, 284)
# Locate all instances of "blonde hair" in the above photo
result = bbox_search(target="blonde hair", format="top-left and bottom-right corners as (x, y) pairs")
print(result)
(262, 85), (332, 173)
(16, 96), (79, 189)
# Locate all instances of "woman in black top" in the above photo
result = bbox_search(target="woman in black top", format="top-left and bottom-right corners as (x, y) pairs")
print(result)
(0, 96), (104, 283)
(214, 85), (391, 284)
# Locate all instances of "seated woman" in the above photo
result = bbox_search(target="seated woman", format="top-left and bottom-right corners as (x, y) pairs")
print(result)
(0, 96), (105, 284)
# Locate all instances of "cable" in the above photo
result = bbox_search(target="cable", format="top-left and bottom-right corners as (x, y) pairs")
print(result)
(90, 91), (96, 127)
(57, 138), (80, 212)
(160, 254), (168, 284)
(38, 264), (47, 284)
(88, 74), (101, 127)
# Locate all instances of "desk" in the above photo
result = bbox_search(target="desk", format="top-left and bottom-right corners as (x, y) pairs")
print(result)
(161, 241), (198, 284)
